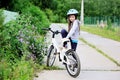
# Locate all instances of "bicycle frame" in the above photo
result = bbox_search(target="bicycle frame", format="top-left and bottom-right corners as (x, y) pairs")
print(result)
(43, 28), (81, 77)
(52, 37), (72, 65)
(45, 28), (71, 62)
(52, 38), (61, 53)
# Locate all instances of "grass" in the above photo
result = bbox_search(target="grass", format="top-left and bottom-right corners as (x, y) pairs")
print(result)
(43, 66), (63, 70)
(80, 25), (120, 42)
(80, 38), (120, 66)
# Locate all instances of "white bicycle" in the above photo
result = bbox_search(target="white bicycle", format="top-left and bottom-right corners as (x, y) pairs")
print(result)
(42, 28), (81, 78)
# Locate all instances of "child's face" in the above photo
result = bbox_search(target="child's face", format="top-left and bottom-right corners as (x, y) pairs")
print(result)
(69, 15), (76, 22)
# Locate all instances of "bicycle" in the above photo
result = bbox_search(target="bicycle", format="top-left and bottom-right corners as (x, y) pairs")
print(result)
(42, 28), (81, 78)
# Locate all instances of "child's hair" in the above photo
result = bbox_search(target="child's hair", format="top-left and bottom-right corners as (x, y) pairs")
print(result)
(68, 14), (78, 32)
(67, 9), (79, 32)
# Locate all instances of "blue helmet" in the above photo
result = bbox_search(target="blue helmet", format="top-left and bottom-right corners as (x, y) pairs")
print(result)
(67, 9), (78, 16)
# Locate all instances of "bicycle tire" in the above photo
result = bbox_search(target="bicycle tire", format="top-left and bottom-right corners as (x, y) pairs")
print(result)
(47, 45), (56, 66)
(65, 49), (81, 78)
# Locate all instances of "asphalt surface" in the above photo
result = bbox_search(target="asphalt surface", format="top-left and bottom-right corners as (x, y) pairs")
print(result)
(34, 23), (120, 80)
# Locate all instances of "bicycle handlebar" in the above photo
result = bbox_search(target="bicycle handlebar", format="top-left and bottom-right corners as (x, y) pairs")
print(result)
(42, 28), (60, 35)
(41, 28), (51, 31)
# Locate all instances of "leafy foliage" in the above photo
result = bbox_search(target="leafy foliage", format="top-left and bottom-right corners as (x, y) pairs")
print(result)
(0, 57), (35, 80)
(1, 0), (120, 23)
(0, 9), (49, 79)
(23, 5), (50, 34)
(1, 13), (46, 63)
(0, 10), (4, 26)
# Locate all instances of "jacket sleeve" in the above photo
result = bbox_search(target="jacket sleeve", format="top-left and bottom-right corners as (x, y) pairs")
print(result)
(66, 20), (78, 39)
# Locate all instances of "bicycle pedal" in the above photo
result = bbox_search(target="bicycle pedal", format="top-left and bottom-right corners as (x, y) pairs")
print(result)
(63, 62), (66, 65)
(54, 52), (57, 55)
(59, 59), (62, 61)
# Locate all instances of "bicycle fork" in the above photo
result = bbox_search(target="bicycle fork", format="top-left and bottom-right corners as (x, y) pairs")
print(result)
(52, 38), (71, 65)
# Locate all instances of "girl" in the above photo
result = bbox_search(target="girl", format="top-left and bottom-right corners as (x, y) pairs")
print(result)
(61, 9), (80, 51)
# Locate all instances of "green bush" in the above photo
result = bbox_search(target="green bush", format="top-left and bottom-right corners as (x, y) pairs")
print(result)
(23, 5), (50, 34)
(0, 56), (35, 80)
(0, 9), (4, 27)
(2, 13), (46, 62)
(11, 57), (34, 80)
(0, 3), (50, 79)
(0, 13), (48, 80)
(10, 0), (31, 12)
(45, 9), (59, 22)
(61, 18), (66, 23)
(0, 59), (12, 80)
(106, 19), (115, 31)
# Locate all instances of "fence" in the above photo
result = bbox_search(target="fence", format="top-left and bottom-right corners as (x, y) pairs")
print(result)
(84, 16), (120, 27)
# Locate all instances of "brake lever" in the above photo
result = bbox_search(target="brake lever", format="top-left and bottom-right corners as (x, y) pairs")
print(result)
(55, 30), (60, 34)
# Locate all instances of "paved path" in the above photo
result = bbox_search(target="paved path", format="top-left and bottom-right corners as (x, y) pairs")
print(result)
(35, 70), (120, 80)
(34, 23), (120, 80)
(80, 31), (120, 65)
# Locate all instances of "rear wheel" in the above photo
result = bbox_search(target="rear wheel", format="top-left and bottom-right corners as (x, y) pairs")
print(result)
(65, 49), (81, 78)
(47, 45), (56, 66)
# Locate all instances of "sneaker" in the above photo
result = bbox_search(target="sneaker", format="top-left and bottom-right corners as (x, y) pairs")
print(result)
(65, 45), (67, 49)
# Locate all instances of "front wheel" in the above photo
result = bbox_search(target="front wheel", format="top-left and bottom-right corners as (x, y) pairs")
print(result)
(47, 45), (56, 66)
(65, 49), (81, 78)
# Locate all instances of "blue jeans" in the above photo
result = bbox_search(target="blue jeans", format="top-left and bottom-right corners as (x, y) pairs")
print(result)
(61, 29), (77, 51)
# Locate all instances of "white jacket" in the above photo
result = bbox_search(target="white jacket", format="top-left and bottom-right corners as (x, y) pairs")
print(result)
(66, 20), (80, 40)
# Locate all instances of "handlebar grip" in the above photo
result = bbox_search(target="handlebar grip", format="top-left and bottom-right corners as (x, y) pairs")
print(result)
(55, 30), (61, 34)
(41, 28), (60, 34)
(41, 28), (51, 31)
